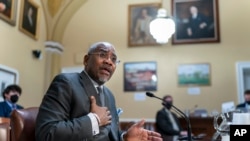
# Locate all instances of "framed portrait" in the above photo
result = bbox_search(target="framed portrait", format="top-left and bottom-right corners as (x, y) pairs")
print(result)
(171, 0), (220, 44)
(0, 0), (18, 26)
(124, 61), (157, 92)
(128, 3), (161, 47)
(0, 64), (19, 101)
(19, 0), (40, 40)
(178, 63), (211, 86)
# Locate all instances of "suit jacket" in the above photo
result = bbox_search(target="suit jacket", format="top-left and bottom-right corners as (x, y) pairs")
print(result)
(236, 102), (250, 112)
(155, 108), (182, 136)
(35, 71), (121, 141)
(187, 13), (212, 38)
(0, 101), (23, 117)
(236, 103), (245, 108)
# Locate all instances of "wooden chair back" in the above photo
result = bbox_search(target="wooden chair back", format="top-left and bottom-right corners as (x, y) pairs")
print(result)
(0, 117), (11, 141)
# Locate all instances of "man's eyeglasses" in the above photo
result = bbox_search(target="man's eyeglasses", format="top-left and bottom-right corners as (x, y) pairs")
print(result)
(88, 51), (121, 65)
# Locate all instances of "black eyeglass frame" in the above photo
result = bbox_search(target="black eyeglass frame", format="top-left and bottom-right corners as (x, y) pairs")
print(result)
(88, 51), (121, 65)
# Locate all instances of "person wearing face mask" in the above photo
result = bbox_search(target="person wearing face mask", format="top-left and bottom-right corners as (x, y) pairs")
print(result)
(155, 95), (187, 141)
(236, 90), (250, 112)
(0, 84), (24, 117)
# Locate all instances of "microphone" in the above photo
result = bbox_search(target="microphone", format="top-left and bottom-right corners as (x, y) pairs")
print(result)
(145, 92), (193, 141)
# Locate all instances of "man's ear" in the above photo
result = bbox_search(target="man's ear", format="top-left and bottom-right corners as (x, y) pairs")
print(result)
(3, 93), (8, 99)
(83, 55), (89, 66)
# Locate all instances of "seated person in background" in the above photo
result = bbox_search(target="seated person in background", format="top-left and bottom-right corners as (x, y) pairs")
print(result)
(155, 95), (187, 141)
(236, 89), (250, 111)
(0, 84), (24, 117)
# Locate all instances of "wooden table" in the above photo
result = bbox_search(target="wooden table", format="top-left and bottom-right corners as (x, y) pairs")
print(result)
(179, 117), (216, 141)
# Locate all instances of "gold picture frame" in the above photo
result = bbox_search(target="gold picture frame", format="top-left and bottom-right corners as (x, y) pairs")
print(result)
(128, 3), (161, 47)
(124, 61), (157, 91)
(172, 0), (220, 44)
(0, 0), (18, 26)
(178, 63), (211, 86)
(19, 0), (40, 40)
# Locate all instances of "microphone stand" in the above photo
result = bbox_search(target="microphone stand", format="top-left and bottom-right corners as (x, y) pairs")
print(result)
(146, 92), (193, 141)
(162, 103), (192, 141)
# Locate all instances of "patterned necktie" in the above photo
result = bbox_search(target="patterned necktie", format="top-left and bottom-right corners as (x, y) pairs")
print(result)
(97, 86), (105, 106)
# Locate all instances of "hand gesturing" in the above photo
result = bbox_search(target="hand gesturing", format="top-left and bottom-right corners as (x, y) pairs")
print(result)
(90, 96), (112, 126)
(124, 119), (162, 141)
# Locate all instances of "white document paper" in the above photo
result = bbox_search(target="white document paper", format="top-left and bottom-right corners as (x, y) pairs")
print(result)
(134, 93), (146, 101)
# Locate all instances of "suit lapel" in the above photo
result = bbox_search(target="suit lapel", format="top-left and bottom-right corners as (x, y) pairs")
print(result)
(80, 71), (119, 140)
(79, 71), (102, 106)
(3, 101), (12, 117)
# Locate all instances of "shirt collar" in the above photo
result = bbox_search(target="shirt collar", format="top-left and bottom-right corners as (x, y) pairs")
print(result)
(245, 103), (250, 108)
(83, 70), (103, 88)
(164, 108), (171, 113)
(6, 100), (15, 108)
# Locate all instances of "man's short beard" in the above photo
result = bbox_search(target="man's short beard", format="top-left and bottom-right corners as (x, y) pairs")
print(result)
(98, 77), (109, 85)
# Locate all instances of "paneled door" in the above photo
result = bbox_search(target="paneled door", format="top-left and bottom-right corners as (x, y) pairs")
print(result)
(236, 62), (250, 103)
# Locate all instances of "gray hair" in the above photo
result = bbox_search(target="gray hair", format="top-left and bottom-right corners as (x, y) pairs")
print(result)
(87, 42), (114, 54)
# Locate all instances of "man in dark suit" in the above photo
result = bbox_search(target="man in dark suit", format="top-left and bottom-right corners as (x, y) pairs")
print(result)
(186, 5), (213, 39)
(236, 90), (250, 111)
(0, 84), (24, 117)
(35, 42), (162, 141)
(155, 95), (187, 141)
